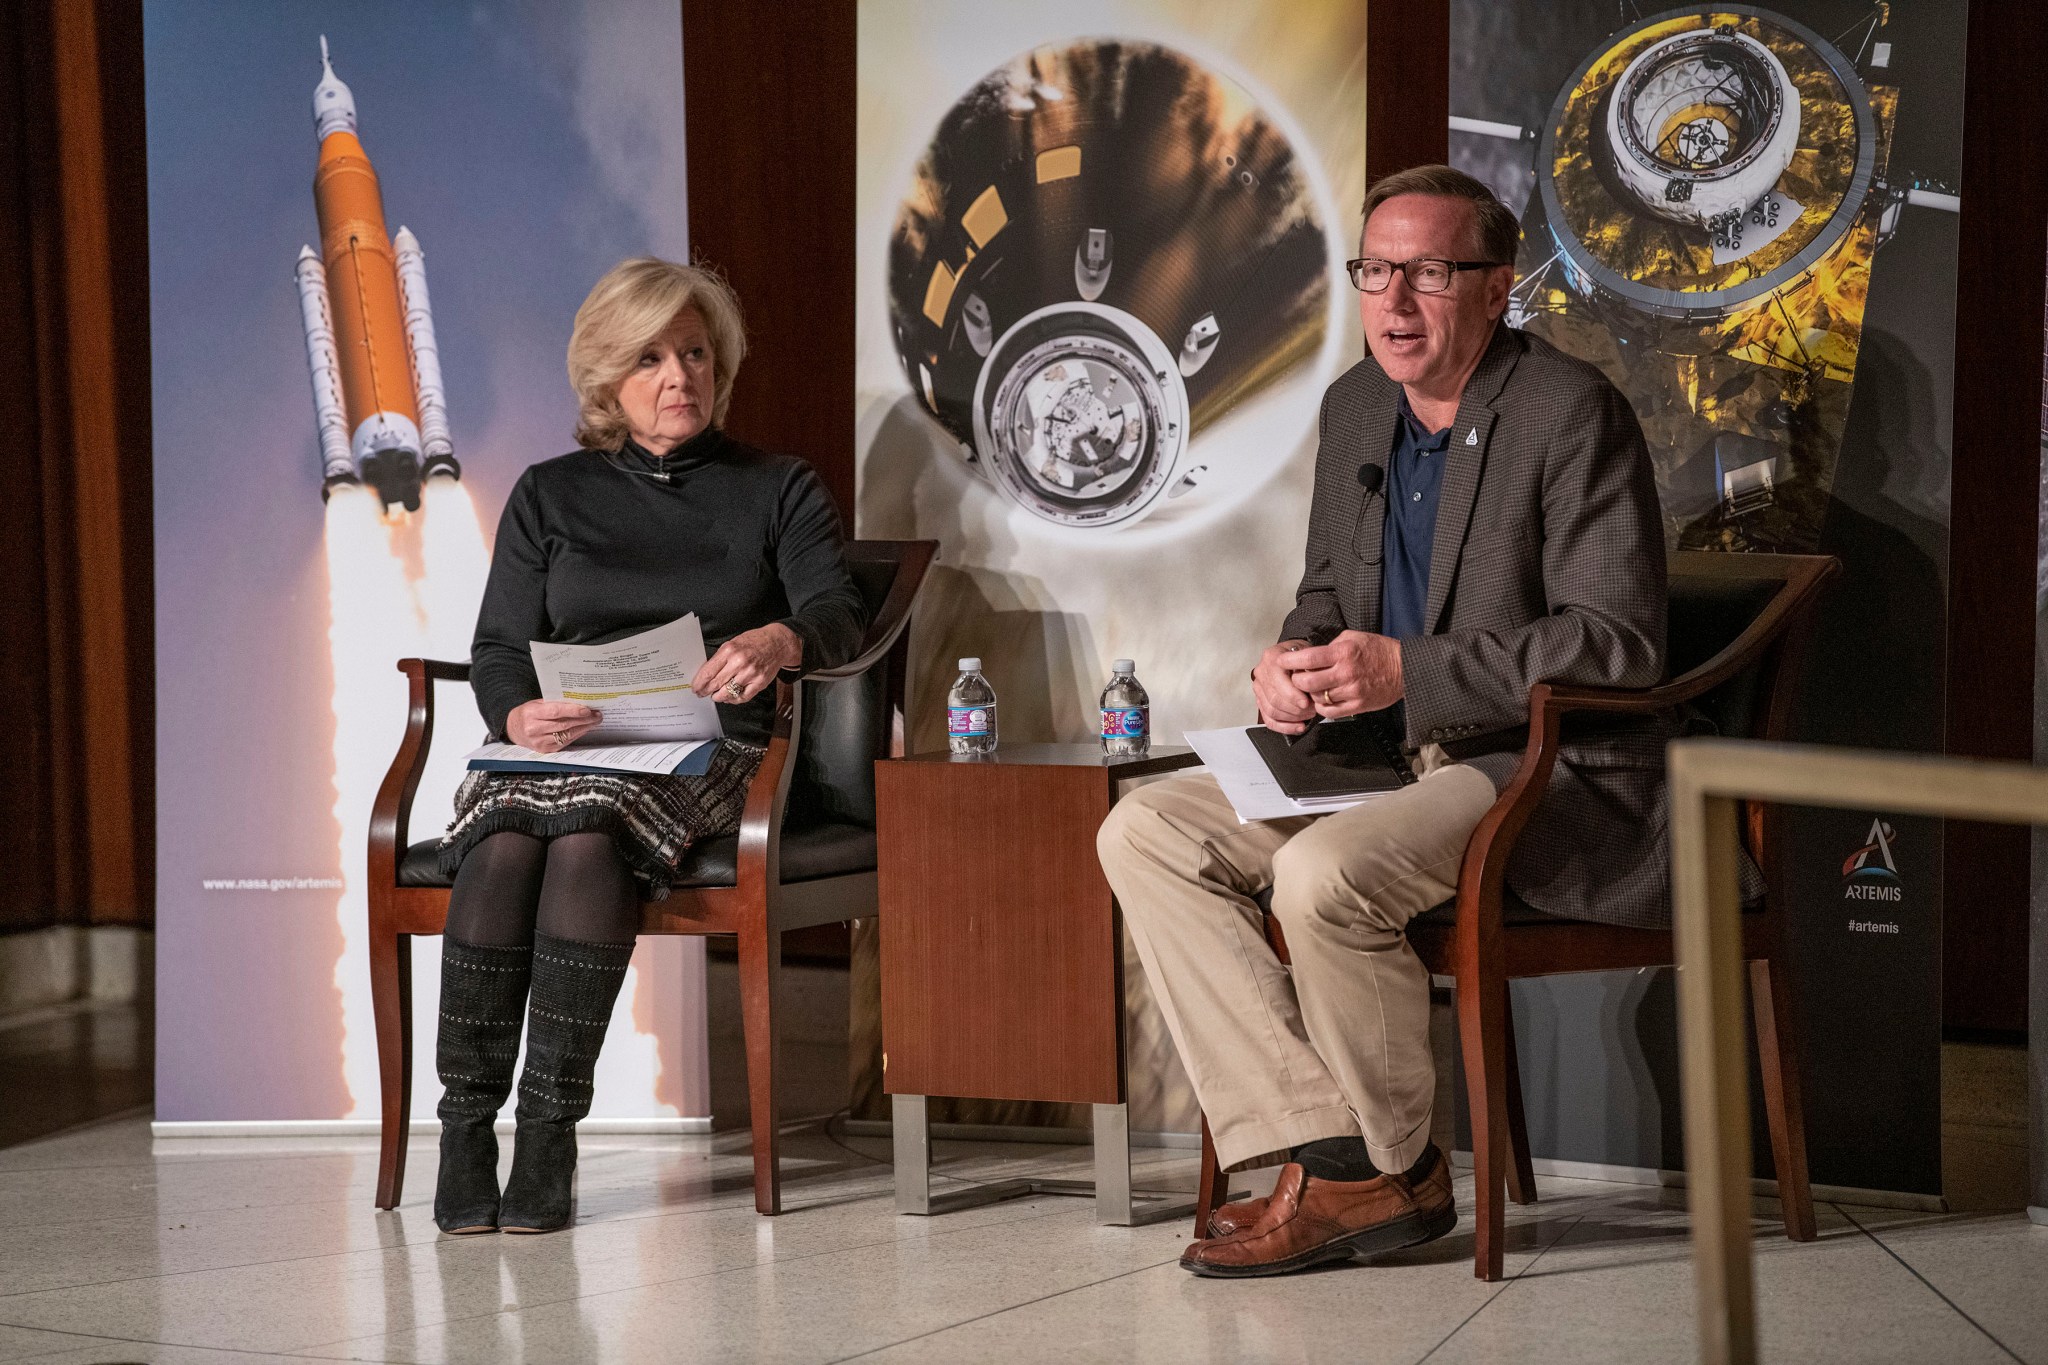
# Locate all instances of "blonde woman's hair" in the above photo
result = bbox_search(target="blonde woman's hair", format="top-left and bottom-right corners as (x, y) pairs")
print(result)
(567, 257), (747, 451)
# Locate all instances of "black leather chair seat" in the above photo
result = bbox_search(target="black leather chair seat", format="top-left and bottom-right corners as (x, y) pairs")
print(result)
(398, 821), (878, 891)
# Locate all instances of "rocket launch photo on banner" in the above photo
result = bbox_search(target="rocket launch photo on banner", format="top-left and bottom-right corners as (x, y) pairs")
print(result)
(293, 35), (498, 1138)
(298, 39), (462, 513)
(145, 1), (704, 1130)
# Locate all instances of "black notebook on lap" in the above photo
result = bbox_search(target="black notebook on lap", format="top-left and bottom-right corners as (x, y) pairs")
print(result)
(1245, 717), (1417, 802)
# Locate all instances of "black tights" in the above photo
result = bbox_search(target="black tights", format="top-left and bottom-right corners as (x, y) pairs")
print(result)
(445, 831), (640, 947)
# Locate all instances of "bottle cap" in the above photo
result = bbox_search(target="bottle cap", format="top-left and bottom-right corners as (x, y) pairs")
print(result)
(1114, 659), (1135, 674)
(959, 657), (982, 672)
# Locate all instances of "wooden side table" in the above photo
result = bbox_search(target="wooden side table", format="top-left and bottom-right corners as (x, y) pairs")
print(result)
(875, 742), (1205, 1224)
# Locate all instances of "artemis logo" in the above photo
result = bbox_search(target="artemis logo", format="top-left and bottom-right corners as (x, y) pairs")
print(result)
(1842, 818), (1902, 901)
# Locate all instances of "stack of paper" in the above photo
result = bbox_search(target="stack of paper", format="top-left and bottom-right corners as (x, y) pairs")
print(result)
(530, 615), (725, 744)
(463, 615), (727, 776)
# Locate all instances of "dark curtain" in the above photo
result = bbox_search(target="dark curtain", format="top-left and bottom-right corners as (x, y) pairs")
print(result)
(0, 0), (152, 933)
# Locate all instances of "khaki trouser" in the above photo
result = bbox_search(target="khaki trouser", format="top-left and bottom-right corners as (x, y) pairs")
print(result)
(1096, 748), (1497, 1172)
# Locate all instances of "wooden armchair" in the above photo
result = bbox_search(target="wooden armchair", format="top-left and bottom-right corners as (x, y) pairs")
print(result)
(1192, 550), (1840, 1280)
(367, 539), (937, 1216)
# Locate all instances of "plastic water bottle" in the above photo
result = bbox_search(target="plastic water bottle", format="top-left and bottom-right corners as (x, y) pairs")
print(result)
(1099, 659), (1150, 758)
(947, 657), (998, 755)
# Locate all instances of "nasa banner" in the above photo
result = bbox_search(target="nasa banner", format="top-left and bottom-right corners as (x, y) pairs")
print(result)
(146, 2), (708, 1129)
(854, 0), (1369, 1131)
(1451, 0), (1962, 1195)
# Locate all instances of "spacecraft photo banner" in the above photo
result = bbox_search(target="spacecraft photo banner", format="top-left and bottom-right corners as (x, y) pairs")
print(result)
(856, 1), (1366, 757)
(145, 0), (708, 1127)
(853, 0), (1372, 1134)
(1449, 0), (1963, 1196)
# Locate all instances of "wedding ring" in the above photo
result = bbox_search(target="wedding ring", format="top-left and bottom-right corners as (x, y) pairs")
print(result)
(724, 680), (745, 701)
(1322, 689), (1334, 706)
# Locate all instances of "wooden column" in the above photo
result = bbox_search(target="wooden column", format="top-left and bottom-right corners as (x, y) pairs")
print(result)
(1364, 0), (1449, 182)
(1943, 0), (2048, 1035)
(0, 0), (153, 931)
(679, 0), (858, 522)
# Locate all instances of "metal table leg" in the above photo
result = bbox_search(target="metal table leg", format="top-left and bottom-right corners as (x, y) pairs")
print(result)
(891, 1092), (1033, 1215)
(891, 1093), (933, 1215)
(890, 1095), (1204, 1225)
(1093, 1102), (1133, 1223)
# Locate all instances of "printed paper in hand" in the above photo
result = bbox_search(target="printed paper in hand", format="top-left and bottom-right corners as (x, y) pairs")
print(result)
(529, 615), (724, 744)
(1182, 726), (1386, 822)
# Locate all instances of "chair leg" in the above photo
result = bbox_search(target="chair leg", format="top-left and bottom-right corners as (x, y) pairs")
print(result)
(1194, 1115), (1227, 1238)
(737, 920), (784, 1215)
(1501, 1000), (1538, 1206)
(371, 928), (413, 1210)
(1750, 955), (1817, 1242)
(1458, 970), (1511, 1281)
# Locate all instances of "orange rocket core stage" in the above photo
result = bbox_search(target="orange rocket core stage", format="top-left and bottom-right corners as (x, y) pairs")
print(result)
(315, 130), (419, 437)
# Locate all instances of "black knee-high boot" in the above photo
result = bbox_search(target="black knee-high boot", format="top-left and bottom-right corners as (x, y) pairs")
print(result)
(433, 937), (533, 1234)
(499, 932), (634, 1233)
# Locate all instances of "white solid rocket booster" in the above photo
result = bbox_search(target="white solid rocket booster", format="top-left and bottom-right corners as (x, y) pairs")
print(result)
(294, 246), (355, 488)
(392, 226), (457, 482)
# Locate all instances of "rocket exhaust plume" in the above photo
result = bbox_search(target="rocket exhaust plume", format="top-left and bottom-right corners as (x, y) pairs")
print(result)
(301, 38), (491, 1115)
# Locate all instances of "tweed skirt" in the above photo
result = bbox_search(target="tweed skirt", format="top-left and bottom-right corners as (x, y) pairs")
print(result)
(437, 741), (765, 900)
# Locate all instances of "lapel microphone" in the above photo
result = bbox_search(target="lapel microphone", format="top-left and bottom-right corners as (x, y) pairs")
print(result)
(1357, 463), (1385, 497)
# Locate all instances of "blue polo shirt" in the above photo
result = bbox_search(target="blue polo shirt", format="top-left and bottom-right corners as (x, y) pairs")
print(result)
(1381, 390), (1452, 642)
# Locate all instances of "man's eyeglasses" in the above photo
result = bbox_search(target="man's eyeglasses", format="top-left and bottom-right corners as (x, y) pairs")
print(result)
(1346, 256), (1507, 294)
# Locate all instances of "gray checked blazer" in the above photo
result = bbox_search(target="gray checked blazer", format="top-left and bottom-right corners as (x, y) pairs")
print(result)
(1280, 323), (1714, 930)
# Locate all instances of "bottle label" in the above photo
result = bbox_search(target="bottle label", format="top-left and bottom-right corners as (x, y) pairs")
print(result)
(1101, 707), (1148, 739)
(949, 704), (994, 737)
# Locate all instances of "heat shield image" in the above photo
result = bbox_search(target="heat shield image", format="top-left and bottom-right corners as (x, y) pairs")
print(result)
(1491, 4), (1950, 551)
(888, 39), (1328, 530)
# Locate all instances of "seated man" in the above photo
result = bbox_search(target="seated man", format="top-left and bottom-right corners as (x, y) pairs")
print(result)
(1097, 164), (1677, 1278)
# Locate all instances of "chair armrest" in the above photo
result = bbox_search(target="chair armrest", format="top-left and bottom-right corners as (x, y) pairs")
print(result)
(801, 540), (937, 682)
(411, 658), (475, 683)
(1453, 671), (1755, 943)
(1450, 554), (1839, 945)
(732, 676), (803, 897)
(369, 658), (471, 888)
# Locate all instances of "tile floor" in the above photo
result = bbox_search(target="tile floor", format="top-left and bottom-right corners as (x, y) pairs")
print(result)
(0, 1114), (2040, 1365)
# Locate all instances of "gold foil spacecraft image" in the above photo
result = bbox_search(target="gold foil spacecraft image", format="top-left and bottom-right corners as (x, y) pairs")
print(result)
(1483, 4), (1955, 552)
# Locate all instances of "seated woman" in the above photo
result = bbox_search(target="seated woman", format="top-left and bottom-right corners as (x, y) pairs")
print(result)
(431, 258), (866, 1235)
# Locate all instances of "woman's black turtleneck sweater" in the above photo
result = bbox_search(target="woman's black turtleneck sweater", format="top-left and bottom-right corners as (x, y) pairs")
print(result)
(469, 427), (866, 748)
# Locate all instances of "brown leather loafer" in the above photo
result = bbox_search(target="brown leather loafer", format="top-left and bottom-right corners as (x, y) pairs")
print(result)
(1207, 1194), (1269, 1238)
(1181, 1149), (1456, 1279)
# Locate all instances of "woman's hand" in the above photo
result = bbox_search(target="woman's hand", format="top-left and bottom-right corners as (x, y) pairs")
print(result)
(692, 623), (803, 705)
(507, 700), (601, 752)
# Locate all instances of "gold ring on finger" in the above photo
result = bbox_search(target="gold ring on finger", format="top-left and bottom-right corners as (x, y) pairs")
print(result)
(1322, 690), (1334, 706)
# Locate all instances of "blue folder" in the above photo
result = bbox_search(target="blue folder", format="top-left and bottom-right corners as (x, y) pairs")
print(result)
(467, 742), (719, 778)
